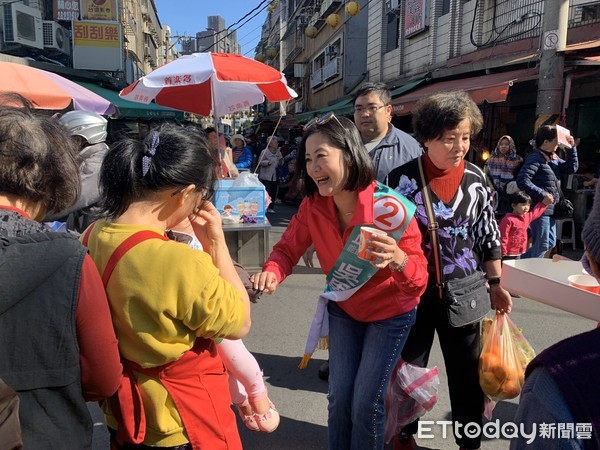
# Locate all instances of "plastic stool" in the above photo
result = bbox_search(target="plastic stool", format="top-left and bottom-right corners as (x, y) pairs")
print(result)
(555, 218), (576, 250)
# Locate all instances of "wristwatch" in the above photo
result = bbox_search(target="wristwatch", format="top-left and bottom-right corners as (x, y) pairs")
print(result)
(487, 276), (501, 286)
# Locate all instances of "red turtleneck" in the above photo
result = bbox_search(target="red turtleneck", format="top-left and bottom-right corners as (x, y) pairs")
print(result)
(423, 153), (465, 203)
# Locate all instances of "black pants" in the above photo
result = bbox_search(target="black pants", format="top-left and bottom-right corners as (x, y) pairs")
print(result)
(260, 179), (279, 209)
(400, 282), (483, 450)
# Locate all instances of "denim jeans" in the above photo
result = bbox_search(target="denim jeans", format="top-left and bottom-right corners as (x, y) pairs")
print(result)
(522, 215), (555, 259)
(327, 301), (416, 450)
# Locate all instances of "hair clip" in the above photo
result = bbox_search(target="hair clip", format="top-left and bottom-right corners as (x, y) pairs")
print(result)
(142, 131), (160, 176)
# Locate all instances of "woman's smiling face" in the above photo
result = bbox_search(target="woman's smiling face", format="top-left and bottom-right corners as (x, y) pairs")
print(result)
(305, 132), (347, 197)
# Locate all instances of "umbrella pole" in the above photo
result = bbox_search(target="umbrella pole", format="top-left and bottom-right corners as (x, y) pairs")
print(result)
(214, 114), (226, 179)
(210, 76), (226, 179)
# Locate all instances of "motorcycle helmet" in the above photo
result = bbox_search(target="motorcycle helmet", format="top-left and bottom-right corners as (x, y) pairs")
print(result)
(58, 110), (108, 145)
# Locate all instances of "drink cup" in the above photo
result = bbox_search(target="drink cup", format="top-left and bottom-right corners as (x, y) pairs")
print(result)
(568, 274), (600, 294)
(357, 226), (386, 261)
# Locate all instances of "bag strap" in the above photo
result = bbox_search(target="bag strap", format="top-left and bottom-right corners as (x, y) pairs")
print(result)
(101, 231), (168, 287)
(539, 150), (566, 201)
(82, 222), (168, 287)
(417, 157), (444, 299)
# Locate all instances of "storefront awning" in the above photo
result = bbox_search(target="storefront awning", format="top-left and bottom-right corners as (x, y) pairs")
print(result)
(295, 76), (429, 122)
(390, 77), (429, 97)
(77, 82), (186, 120)
(295, 97), (354, 122)
(391, 67), (539, 115)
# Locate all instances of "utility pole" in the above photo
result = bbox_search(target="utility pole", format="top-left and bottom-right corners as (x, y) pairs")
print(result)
(535, 0), (570, 131)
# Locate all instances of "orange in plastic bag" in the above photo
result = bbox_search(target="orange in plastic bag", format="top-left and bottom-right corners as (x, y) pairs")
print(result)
(479, 314), (535, 402)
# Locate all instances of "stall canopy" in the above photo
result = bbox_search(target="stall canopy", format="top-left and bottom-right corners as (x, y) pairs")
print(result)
(77, 82), (186, 120)
(391, 67), (539, 115)
(295, 97), (354, 122)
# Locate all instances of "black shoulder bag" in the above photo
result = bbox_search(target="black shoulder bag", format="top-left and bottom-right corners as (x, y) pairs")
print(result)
(540, 150), (573, 219)
(417, 157), (490, 327)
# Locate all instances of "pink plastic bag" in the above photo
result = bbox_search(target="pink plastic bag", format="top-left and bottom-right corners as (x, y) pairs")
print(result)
(384, 360), (440, 444)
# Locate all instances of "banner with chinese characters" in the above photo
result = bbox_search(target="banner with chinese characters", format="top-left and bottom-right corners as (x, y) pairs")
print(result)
(80, 0), (117, 21)
(404, 0), (427, 38)
(72, 21), (123, 71)
(54, 0), (80, 21)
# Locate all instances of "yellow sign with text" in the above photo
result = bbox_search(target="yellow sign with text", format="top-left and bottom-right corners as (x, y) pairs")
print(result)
(80, 0), (117, 21)
(73, 22), (120, 48)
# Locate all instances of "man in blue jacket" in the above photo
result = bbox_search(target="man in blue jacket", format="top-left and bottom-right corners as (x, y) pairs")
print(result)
(353, 82), (423, 184)
(516, 125), (578, 258)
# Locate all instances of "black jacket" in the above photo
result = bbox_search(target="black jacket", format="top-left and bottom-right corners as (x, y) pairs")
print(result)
(516, 148), (578, 216)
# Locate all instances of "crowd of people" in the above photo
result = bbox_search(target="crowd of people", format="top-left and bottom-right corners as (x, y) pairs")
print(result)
(0, 77), (597, 450)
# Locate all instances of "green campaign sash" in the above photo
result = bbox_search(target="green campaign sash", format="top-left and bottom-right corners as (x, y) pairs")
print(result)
(299, 182), (416, 368)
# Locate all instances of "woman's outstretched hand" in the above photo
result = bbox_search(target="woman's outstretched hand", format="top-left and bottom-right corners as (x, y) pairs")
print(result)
(250, 271), (279, 295)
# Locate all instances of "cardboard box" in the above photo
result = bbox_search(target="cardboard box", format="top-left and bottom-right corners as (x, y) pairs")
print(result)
(214, 180), (266, 223)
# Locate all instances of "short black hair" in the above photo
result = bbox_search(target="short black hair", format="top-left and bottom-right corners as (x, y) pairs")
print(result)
(411, 90), (484, 145)
(204, 127), (216, 134)
(99, 123), (217, 219)
(534, 125), (557, 148)
(509, 191), (532, 205)
(353, 82), (391, 107)
(297, 115), (375, 198)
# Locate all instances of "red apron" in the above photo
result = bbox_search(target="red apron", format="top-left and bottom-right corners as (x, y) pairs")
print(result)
(83, 227), (242, 450)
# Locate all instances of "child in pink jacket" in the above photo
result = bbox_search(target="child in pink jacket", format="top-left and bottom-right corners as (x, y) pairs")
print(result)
(499, 191), (551, 260)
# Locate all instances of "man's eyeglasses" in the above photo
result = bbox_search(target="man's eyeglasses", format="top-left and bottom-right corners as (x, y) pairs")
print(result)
(303, 111), (343, 131)
(353, 105), (387, 115)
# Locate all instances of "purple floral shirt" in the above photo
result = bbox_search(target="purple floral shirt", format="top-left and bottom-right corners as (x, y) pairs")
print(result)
(388, 159), (502, 281)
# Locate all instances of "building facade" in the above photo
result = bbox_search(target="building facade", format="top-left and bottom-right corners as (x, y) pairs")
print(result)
(269, 0), (599, 168)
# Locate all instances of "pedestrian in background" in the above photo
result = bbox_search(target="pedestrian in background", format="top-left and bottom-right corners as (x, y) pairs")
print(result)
(0, 95), (122, 449)
(387, 90), (512, 450)
(45, 110), (110, 232)
(84, 123), (251, 449)
(251, 114), (428, 450)
(499, 191), (550, 261)
(231, 133), (254, 170)
(484, 135), (523, 214)
(257, 136), (283, 214)
(205, 127), (238, 179)
(516, 124), (578, 258)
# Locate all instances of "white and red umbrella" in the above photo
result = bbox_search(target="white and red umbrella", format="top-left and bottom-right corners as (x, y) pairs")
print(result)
(119, 52), (297, 117)
(0, 61), (116, 115)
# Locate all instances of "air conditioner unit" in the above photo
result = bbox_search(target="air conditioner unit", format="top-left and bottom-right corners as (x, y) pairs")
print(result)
(42, 21), (70, 55)
(3, 2), (44, 49)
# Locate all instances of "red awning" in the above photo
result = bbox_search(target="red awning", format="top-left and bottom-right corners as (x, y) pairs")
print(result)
(391, 67), (539, 115)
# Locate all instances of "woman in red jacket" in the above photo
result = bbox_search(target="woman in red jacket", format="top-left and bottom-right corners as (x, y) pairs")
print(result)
(251, 113), (428, 450)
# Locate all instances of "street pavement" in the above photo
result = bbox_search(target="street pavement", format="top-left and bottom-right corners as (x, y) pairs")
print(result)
(91, 203), (595, 449)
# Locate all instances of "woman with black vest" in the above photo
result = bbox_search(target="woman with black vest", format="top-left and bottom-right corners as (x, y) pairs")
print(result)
(0, 94), (122, 449)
